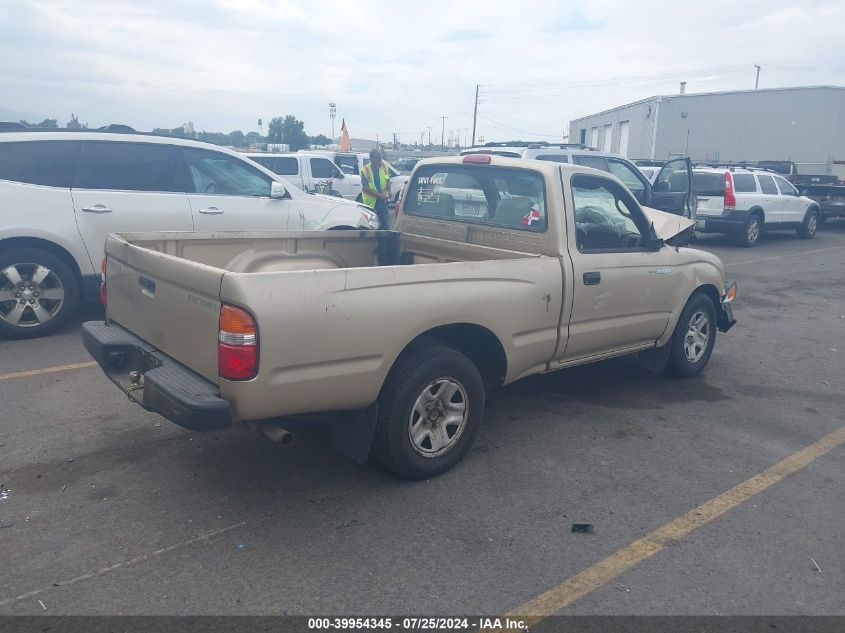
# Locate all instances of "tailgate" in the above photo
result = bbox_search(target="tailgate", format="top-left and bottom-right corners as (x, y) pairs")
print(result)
(104, 234), (224, 382)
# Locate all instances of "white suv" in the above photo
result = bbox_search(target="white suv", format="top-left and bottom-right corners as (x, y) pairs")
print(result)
(0, 129), (379, 339)
(693, 167), (820, 247)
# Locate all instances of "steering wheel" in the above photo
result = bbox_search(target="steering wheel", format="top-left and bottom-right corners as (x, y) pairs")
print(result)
(575, 205), (613, 226)
(205, 182), (217, 194)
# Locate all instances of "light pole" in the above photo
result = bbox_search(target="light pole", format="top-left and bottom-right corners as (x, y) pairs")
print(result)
(441, 116), (447, 150)
(329, 102), (337, 142)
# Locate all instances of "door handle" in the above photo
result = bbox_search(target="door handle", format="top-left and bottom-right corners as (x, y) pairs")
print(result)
(199, 207), (224, 214)
(81, 204), (113, 213)
(583, 271), (601, 285)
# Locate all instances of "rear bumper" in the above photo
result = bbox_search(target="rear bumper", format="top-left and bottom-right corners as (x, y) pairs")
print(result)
(81, 321), (232, 431)
(695, 210), (750, 234)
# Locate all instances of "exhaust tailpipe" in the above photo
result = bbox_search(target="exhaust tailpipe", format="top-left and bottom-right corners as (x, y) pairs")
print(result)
(259, 423), (294, 446)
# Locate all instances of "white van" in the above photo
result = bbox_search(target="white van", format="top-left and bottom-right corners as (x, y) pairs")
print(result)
(245, 152), (362, 201)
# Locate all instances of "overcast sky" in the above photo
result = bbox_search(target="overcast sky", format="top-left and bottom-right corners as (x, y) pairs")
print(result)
(2, 0), (844, 143)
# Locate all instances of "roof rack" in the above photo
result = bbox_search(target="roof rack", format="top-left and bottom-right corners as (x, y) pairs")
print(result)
(693, 161), (780, 174)
(527, 143), (598, 151)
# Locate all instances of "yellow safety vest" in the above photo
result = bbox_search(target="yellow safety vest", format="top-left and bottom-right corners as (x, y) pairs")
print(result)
(360, 161), (391, 208)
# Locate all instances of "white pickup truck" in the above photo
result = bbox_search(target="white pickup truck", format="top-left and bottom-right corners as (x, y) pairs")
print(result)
(245, 152), (363, 201)
(83, 155), (736, 479)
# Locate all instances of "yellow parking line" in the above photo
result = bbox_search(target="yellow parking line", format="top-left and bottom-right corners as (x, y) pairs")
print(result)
(0, 361), (97, 382)
(506, 424), (845, 626)
(727, 244), (845, 267)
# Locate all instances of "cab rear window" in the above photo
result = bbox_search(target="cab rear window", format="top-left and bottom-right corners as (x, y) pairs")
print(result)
(403, 165), (547, 232)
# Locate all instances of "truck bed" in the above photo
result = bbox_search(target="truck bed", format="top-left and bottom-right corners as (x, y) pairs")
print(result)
(103, 230), (562, 420)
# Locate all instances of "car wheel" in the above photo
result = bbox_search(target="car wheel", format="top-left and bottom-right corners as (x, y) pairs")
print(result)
(798, 208), (819, 239)
(738, 213), (762, 247)
(667, 293), (718, 378)
(0, 248), (79, 339)
(374, 345), (484, 479)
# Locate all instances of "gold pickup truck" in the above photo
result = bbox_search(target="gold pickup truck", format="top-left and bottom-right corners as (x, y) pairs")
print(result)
(82, 156), (736, 479)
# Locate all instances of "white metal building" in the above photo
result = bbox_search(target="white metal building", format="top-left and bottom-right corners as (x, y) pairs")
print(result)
(568, 85), (845, 172)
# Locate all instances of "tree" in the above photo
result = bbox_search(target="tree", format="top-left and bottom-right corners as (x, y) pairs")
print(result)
(19, 119), (58, 128)
(310, 133), (331, 146)
(228, 130), (246, 147)
(268, 115), (308, 150)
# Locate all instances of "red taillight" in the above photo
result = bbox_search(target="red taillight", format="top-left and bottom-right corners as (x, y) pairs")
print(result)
(724, 171), (736, 211)
(218, 304), (258, 380)
(462, 154), (491, 164)
(100, 256), (107, 306)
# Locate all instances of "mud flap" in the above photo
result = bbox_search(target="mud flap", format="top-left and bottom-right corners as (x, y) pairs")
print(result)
(637, 343), (672, 372)
(330, 403), (379, 464)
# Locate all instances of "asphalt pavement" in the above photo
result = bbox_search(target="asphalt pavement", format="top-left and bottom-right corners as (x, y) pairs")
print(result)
(1, 223), (844, 616)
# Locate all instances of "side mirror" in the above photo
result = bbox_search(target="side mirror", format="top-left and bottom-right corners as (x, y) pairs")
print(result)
(334, 171), (345, 179)
(270, 181), (288, 199)
(657, 180), (671, 192)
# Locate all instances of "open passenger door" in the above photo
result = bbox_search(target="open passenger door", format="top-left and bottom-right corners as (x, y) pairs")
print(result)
(649, 157), (694, 219)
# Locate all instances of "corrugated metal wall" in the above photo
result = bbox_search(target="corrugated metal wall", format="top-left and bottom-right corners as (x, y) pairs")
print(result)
(569, 87), (845, 167)
(654, 87), (845, 165)
(569, 97), (660, 160)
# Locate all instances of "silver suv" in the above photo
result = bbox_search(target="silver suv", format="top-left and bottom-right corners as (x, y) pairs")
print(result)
(693, 166), (820, 247)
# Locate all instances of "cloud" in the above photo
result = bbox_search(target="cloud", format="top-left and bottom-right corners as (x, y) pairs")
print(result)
(1, 0), (844, 142)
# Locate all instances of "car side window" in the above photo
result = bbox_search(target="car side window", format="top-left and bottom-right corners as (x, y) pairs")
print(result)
(536, 155), (569, 163)
(273, 157), (299, 176)
(757, 174), (778, 195)
(75, 142), (188, 192)
(732, 174), (757, 193)
(182, 148), (271, 197)
(573, 155), (610, 172)
(335, 156), (359, 175)
(0, 141), (81, 188)
(571, 174), (648, 252)
(311, 158), (340, 179)
(774, 176), (798, 196)
(607, 159), (647, 201)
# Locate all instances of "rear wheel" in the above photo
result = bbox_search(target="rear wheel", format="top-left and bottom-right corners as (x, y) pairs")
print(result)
(667, 293), (718, 377)
(797, 208), (819, 239)
(738, 213), (762, 247)
(0, 248), (79, 339)
(374, 345), (484, 479)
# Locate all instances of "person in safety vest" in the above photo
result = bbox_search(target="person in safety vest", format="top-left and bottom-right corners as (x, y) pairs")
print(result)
(360, 149), (392, 229)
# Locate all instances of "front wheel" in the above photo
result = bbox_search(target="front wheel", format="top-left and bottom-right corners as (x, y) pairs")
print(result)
(374, 345), (484, 479)
(666, 293), (718, 377)
(797, 209), (819, 239)
(0, 248), (79, 339)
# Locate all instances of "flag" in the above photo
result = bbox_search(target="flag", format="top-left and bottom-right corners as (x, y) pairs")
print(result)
(339, 118), (349, 152)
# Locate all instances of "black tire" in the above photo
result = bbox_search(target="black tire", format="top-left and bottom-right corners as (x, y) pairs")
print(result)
(738, 213), (762, 247)
(0, 248), (79, 339)
(374, 345), (485, 479)
(666, 292), (718, 378)
(797, 208), (819, 239)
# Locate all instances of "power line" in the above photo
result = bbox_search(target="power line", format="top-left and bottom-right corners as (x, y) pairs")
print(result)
(477, 114), (559, 139)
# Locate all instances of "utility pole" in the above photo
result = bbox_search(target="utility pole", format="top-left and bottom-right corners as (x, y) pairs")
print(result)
(440, 116), (447, 150)
(329, 103), (336, 141)
(471, 84), (479, 147)
(427, 127), (433, 147)
(754, 64), (761, 89)
(420, 131), (425, 147)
